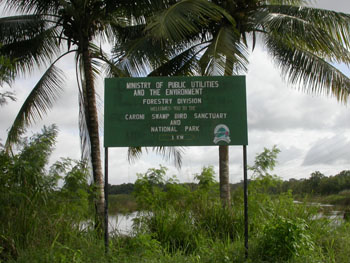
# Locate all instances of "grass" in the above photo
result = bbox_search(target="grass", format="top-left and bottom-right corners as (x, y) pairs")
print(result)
(3, 191), (350, 262)
(4, 129), (350, 262)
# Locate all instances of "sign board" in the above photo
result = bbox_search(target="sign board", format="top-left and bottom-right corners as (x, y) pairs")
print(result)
(104, 76), (247, 147)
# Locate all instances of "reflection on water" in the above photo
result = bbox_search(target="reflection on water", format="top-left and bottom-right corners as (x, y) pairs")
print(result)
(294, 200), (345, 224)
(108, 212), (138, 235)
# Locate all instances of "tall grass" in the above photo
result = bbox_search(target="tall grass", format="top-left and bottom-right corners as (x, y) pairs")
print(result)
(126, 165), (350, 262)
(2, 136), (350, 263)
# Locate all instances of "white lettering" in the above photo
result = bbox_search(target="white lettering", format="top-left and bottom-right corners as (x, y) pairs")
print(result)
(150, 106), (172, 111)
(177, 98), (202, 104)
(143, 98), (173, 104)
(185, 126), (200, 132)
(150, 126), (178, 132)
(194, 113), (227, 119)
(133, 89), (145, 96)
(126, 82), (151, 89)
(125, 114), (145, 120)
(170, 120), (181, 125)
(167, 81), (186, 88)
(150, 89), (160, 96)
(190, 81), (219, 88)
(165, 88), (202, 96)
(152, 113), (170, 120)
(174, 113), (187, 119)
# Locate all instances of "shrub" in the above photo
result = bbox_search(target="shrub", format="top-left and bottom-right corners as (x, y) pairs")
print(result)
(257, 216), (315, 261)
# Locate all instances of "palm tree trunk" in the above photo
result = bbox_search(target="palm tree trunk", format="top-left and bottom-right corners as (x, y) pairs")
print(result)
(219, 145), (230, 205)
(81, 44), (105, 230)
(219, 56), (234, 206)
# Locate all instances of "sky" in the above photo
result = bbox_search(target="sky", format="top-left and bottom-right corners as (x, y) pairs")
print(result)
(1, 0), (350, 185)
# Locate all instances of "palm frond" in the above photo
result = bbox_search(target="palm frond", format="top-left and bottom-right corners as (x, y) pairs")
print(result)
(5, 64), (65, 151)
(113, 24), (171, 77)
(78, 78), (92, 164)
(265, 0), (307, 5)
(113, 37), (156, 77)
(0, 15), (45, 44)
(0, 91), (16, 106)
(0, 15), (61, 75)
(146, 0), (226, 43)
(148, 43), (204, 77)
(199, 26), (249, 76)
(1, 0), (60, 14)
(153, 146), (185, 168)
(127, 146), (185, 169)
(265, 34), (350, 103)
(263, 5), (350, 51)
(127, 147), (144, 163)
(260, 16), (350, 64)
(92, 48), (130, 78)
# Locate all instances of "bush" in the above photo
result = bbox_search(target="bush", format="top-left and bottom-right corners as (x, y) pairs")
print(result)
(0, 126), (96, 262)
(256, 216), (315, 261)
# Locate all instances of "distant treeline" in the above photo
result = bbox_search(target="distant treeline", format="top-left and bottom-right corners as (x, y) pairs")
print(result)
(108, 182), (198, 195)
(280, 170), (350, 196)
(108, 170), (350, 196)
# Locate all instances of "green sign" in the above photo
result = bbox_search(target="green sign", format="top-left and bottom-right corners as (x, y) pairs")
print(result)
(104, 76), (247, 147)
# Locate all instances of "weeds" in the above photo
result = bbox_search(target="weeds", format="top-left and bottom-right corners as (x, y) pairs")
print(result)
(2, 137), (350, 262)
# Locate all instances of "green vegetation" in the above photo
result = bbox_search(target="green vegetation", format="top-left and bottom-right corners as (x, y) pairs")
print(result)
(1, 130), (350, 262)
(282, 171), (350, 196)
(108, 194), (137, 215)
(2, 1), (350, 262)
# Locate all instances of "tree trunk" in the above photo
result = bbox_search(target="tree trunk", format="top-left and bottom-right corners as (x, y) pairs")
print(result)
(81, 44), (105, 231)
(219, 56), (234, 206)
(219, 145), (230, 206)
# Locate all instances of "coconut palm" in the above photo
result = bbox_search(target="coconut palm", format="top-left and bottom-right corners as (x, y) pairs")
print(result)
(0, 1), (172, 230)
(0, 0), (123, 228)
(0, 0), (185, 227)
(117, 0), (350, 205)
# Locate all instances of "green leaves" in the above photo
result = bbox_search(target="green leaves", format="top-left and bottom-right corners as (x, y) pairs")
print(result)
(266, 34), (350, 102)
(1, 125), (58, 196)
(0, 15), (61, 74)
(258, 216), (315, 261)
(249, 145), (281, 178)
(6, 65), (64, 150)
(122, 1), (350, 104)
(194, 166), (216, 190)
(261, 5), (350, 102)
(146, 0), (226, 44)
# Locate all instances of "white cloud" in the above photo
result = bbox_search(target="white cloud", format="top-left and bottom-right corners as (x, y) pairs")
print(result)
(303, 134), (350, 166)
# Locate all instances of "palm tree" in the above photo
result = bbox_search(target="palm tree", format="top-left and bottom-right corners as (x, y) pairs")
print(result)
(0, 0), (137, 228)
(117, 0), (350, 205)
(0, 0), (110, 229)
(0, 0), (185, 228)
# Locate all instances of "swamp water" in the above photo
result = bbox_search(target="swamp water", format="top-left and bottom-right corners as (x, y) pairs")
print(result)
(104, 202), (348, 235)
(108, 212), (138, 235)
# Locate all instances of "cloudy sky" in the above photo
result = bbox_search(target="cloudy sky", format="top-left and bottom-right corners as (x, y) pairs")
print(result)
(1, 0), (350, 185)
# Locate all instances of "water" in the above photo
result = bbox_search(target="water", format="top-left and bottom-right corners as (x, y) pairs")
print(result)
(107, 202), (347, 235)
(108, 212), (138, 235)
(294, 200), (344, 223)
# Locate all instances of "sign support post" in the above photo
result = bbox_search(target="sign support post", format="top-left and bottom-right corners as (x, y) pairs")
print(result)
(243, 145), (248, 258)
(104, 147), (109, 254)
